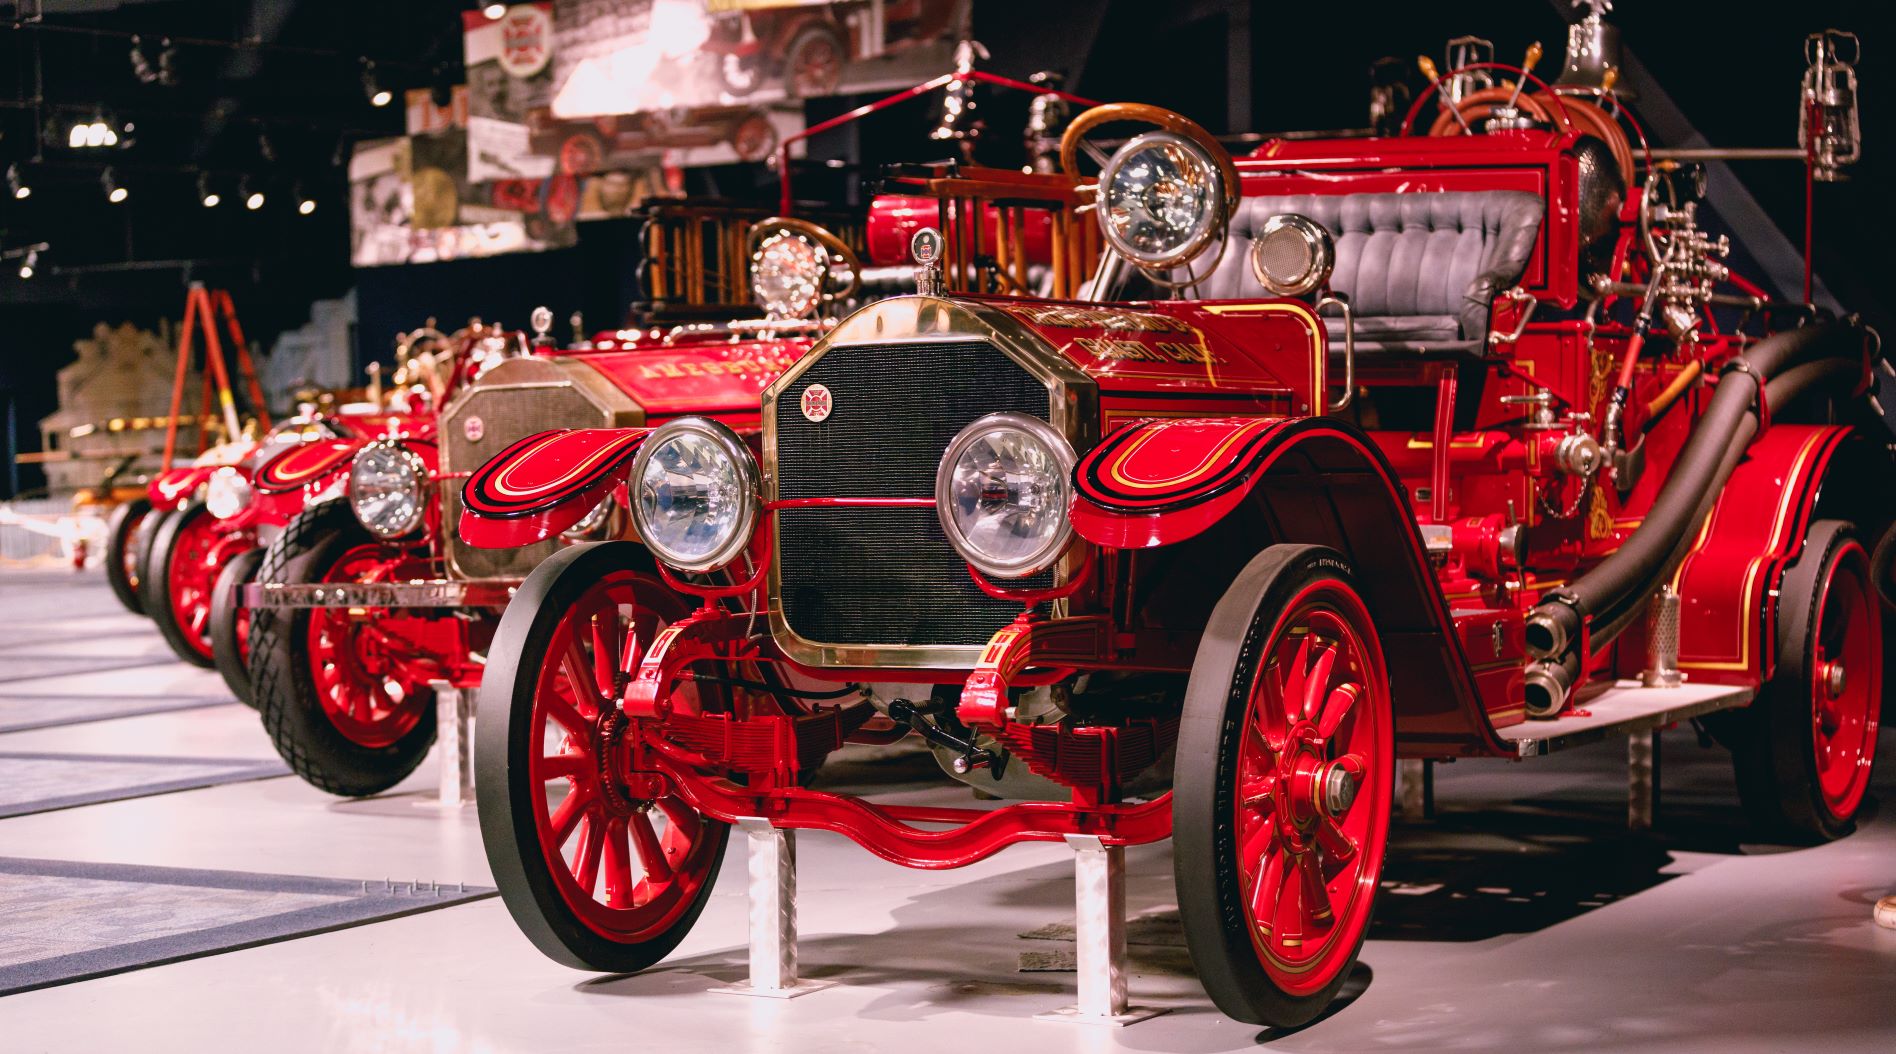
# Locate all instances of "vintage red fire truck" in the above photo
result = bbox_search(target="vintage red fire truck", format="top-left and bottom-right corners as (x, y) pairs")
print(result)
(242, 217), (864, 797)
(454, 61), (1891, 1026)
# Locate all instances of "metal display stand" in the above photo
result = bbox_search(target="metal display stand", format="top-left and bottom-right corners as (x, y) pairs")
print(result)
(420, 681), (475, 809)
(710, 818), (834, 999)
(1035, 835), (1169, 1026)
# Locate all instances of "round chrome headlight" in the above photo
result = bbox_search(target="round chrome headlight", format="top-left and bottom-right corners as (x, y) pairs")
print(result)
(1096, 130), (1226, 270)
(1249, 213), (1336, 297)
(935, 413), (1076, 579)
(348, 441), (427, 539)
(751, 229), (825, 319)
(205, 466), (252, 520)
(630, 417), (760, 573)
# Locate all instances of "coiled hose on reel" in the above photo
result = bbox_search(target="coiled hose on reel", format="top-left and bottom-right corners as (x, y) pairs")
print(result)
(1520, 319), (1869, 716)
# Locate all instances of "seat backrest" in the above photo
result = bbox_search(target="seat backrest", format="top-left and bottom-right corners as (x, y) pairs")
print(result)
(1188, 190), (1545, 343)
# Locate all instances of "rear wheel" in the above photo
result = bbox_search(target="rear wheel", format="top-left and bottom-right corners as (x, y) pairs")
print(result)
(1175, 545), (1393, 1028)
(129, 505), (171, 619)
(104, 497), (152, 614)
(478, 541), (729, 973)
(783, 25), (844, 99)
(249, 500), (437, 797)
(144, 501), (233, 667)
(210, 546), (265, 707)
(1728, 519), (1882, 841)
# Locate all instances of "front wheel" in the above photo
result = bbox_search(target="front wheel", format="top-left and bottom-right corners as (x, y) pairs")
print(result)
(1174, 545), (1394, 1028)
(104, 497), (152, 614)
(144, 501), (236, 667)
(1727, 519), (1883, 841)
(248, 500), (437, 797)
(478, 541), (729, 973)
(210, 546), (265, 707)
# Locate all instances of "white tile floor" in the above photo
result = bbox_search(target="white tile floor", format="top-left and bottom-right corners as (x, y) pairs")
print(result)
(0, 565), (1893, 1053)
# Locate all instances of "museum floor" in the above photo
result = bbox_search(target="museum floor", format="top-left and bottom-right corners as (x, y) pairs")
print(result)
(0, 564), (1891, 1053)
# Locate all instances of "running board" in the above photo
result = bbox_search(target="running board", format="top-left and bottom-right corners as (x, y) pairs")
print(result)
(1499, 681), (1754, 757)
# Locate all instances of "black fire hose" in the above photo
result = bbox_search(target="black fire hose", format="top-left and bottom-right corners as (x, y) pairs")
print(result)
(1524, 321), (1866, 671)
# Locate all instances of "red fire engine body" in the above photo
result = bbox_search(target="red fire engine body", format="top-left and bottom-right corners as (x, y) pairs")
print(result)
(454, 79), (1890, 1027)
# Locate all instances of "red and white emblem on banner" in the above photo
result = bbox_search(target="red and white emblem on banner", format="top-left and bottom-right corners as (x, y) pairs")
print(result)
(799, 383), (833, 423)
(497, 6), (553, 79)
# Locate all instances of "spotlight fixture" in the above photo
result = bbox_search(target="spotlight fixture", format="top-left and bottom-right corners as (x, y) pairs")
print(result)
(258, 132), (277, 165)
(362, 60), (393, 108)
(69, 116), (121, 150)
(295, 182), (316, 215)
(158, 38), (180, 87)
(101, 167), (127, 204)
(484, 3), (509, 19)
(18, 248), (39, 280)
(197, 172), (221, 208)
(240, 176), (264, 211)
(6, 163), (28, 200)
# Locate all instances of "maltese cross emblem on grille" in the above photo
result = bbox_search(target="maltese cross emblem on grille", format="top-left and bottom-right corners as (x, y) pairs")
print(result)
(799, 383), (833, 423)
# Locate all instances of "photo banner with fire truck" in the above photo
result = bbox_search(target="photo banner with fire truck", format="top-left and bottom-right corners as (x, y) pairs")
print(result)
(350, 0), (967, 267)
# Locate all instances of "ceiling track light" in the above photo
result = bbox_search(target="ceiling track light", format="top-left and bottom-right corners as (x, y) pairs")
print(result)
(198, 172), (221, 208)
(101, 166), (127, 204)
(18, 247), (40, 280)
(68, 115), (122, 150)
(484, 3), (509, 19)
(240, 176), (264, 211)
(362, 60), (393, 108)
(6, 163), (28, 200)
(129, 35), (158, 84)
(294, 181), (316, 215)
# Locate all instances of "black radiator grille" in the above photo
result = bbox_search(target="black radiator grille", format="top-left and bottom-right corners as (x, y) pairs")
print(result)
(774, 340), (1054, 649)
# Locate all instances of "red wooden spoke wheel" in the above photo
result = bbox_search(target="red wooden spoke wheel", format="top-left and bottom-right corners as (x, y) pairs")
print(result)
(145, 501), (230, 667)
(1809, 539), (1879, 819)
(104, 497), (152, 615)
(306, 544), (432, 749)
(1176, 545), (1393, 1028)
(1727, 520), (1883, 841)
(784, 26), (844, 99)
(479, 541), (729, 973)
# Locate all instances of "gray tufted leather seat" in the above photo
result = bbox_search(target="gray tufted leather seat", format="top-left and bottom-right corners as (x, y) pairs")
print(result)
(1185, 191), (1545, 352)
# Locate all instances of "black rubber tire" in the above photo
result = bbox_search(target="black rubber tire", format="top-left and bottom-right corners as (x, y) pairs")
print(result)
(104, 497), (152, 615)
(210, 546), (265, 708)
(248, 499), (437, 797)
(129, 505), (171, 620)
(1174, 544), (1390, 1028)
(1725, 519), (1879, 842)
(478, 540), (729, 973)
(143, 501), (218, 668)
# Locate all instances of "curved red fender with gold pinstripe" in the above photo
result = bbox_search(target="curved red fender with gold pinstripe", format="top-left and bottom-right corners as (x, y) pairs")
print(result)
(254, 438), (363, 496)
(459, 427), (651, 549)
(148, 465), (217, 510)
(1071, 416), (1292, 548)
(1670, 424), (1854, 686)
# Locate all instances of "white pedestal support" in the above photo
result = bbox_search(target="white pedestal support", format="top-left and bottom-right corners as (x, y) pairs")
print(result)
(1397, 758), (1432, 820)
(1628, 729), (1659, 831)
(710, 817), (833, 999)
(1036, 835), (1168, 1027)
(426, 681), (475, 809)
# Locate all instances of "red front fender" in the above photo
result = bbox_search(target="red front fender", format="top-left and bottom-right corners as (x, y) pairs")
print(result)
(459, 428), (651, 548)
(149, 466), (216, 510)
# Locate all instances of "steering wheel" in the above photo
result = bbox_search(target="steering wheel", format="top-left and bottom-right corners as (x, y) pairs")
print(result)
(747, 216), (863, 308)
(1059, 102), (1241, 218)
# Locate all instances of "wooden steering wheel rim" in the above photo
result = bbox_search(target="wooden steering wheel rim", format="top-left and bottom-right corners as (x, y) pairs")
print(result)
(1059, 102), (1242, 216)
(747, 216), (863, 304)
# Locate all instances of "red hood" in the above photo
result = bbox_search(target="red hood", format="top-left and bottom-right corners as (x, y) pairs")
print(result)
(560, 335), (814, 429)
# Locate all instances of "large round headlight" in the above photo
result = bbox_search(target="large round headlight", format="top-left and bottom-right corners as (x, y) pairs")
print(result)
(751, 229), (825, 319)
(630, 418), (759, 573)
(1096, 131), (1226, 270)
(1249, 213), (1336, 297)
(935, 413), (1076, 579)
(348, 442), (427, 539)
(205, 466), (252, 520)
